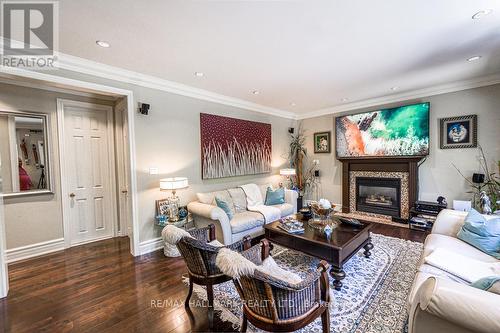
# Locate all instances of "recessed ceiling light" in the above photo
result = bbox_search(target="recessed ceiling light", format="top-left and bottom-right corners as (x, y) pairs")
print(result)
(467, 56), (482, 62)
(96, 40), (110, 48)
(391, 86), (398, 91)
(341, 98), (348, 102)
(252, 90), (260, 95)
(194, 72), (204, 77)
(290, 102), (296, 107)
(472, 9), (493, 19)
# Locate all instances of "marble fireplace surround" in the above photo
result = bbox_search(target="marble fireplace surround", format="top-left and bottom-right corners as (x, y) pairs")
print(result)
(339, 157), (422, 223)
(349, 171), (410, 220)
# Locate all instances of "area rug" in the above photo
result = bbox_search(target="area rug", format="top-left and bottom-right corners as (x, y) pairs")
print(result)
(187, 233), (423, 333)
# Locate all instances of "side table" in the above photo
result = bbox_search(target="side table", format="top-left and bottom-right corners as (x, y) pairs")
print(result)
(157, 217), (194, 257)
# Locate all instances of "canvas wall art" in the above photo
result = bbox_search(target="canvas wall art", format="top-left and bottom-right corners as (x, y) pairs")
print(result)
(335, 103), (430, 158)
(439, 114), (477, 149)
(200, 113), (272, 179)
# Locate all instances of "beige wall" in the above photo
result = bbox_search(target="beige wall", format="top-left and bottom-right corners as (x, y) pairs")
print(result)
(300, 84), (500, 206)
(0, 83), (114, 249)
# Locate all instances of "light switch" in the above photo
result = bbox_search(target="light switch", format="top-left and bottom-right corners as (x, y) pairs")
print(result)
(149, 167), (159, 175)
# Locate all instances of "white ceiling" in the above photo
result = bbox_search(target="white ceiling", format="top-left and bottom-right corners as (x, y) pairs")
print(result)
(58, 0), (500, 115)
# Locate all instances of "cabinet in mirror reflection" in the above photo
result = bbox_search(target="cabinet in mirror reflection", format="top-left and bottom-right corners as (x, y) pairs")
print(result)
(0, 111), (52, 197)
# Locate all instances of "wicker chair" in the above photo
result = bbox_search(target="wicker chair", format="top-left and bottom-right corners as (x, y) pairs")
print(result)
(176, 224), (251, 329)
(233, 240), (331, 332)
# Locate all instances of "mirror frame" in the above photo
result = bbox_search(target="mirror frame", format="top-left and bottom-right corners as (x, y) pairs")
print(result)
(0, 110), (53, 198)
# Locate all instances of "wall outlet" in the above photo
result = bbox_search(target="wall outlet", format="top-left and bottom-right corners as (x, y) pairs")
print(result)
(313, 159), (320, 165)
(149, 167), (159, 175)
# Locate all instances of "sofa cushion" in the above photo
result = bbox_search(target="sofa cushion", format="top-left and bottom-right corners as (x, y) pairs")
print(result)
(471, 276), (500, 295)
(228, 187), (247, 213)
(264, 187), (285, 205)
(271, 203), (294, 217)
(421, 234), (499, 265)
(457, 209), (500, 259)
(196, 191), (216, 205)
(230, 211), (265, 234)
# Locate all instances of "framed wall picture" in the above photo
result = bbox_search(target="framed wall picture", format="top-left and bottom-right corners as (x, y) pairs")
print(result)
(156, 198), (170, 217)
(439, 115), (477, 149)
(314, 131), (331, 153)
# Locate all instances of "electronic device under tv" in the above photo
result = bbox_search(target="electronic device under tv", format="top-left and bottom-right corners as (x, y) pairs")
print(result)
(335, 102), (430, 158)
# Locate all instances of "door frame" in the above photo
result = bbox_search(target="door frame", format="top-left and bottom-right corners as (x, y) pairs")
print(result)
(114, 98), (131, 236)
(57, 99), (118, 248)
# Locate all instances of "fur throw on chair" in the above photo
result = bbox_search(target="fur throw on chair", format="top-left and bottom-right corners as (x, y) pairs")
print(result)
(216, 248), (302, 284)
(162, 225), (193, 245)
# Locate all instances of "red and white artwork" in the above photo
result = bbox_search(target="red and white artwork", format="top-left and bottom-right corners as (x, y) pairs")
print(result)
(200, 113), (272, 179)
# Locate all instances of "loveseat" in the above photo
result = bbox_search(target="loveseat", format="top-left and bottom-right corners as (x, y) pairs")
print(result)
(407, 209), (500, 333)
(187, 183), (298, 244)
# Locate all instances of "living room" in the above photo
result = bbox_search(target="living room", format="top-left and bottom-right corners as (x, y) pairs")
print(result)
(0, 1), (499, 332)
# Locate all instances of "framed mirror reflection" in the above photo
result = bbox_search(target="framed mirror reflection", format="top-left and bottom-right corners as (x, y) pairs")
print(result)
(0, 111), (52, 197)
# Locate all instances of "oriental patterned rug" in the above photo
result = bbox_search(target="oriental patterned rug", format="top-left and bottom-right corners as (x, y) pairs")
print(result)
(186, 233), (423, 333)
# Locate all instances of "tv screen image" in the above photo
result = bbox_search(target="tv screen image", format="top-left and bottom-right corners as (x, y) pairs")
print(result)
(336, 102), (429, 158)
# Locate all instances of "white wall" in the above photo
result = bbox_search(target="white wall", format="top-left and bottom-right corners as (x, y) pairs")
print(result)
(0, 83), (115, 249)
(0, 78), (294, 248)
(300, 84), (500, 206)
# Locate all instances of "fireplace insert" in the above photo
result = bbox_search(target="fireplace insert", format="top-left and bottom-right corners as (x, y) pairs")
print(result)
(356, 177), (401, 218)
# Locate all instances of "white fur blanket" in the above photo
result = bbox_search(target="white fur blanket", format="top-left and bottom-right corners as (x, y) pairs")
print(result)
(424, 247), (500, 283)
(240, 184), (281, 223)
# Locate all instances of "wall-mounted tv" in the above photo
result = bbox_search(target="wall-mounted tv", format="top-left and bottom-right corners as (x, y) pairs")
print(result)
(335, 102), (429, 158)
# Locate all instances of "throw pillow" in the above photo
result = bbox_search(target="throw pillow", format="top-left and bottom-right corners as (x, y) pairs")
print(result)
(471, 276), (500, 295)
(215, 197), (234, 220)
(265, 187), (285, 205)
(457, 209), (500, 259)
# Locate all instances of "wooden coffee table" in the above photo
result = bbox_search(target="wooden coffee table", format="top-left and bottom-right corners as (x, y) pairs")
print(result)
(264, 216), (374, 290)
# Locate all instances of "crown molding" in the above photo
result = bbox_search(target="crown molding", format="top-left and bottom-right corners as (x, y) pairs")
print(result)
(56, 53), (297, 120)
(297, 73), (500, 120)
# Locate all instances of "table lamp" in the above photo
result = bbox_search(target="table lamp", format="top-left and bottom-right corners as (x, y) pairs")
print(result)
(160, 177), (189, 222)
(279, 168), (296, 189)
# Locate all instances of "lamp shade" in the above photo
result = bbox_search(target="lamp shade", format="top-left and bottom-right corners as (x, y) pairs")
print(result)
(280, 168), (296, 176)
(160, 177), (189, 190)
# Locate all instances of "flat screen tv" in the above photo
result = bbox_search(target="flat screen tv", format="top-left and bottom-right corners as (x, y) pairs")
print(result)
(335, 102), (429, 158)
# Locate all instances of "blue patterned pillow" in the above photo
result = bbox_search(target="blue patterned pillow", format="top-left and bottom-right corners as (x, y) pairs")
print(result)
(457, 209), (500, 259)
(215, 197), (234, 220)
(265, 187), (285, 205)
(471, 276), (500, 295)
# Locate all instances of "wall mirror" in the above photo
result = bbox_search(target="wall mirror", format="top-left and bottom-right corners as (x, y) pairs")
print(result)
(0, 111), (52, 197)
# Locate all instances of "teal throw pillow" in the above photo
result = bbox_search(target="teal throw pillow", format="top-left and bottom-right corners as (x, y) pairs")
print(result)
(215, 197), (234, 220)
(470, 276), (500, 295)
(457, 209), (500, 259)
(265, 187), (285, 205)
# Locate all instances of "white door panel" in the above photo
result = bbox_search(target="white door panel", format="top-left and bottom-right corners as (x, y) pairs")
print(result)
(65, 107), (114, 245)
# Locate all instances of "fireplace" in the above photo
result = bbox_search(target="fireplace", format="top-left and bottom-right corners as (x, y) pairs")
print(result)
(356, 177), (401, 218)
(340, 157), (422, 223)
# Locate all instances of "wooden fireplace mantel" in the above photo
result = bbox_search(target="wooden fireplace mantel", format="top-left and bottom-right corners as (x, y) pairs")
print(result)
(339, 156), (424, 217)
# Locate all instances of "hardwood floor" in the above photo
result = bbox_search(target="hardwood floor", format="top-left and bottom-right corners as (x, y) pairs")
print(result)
(0, 225), (427, 333)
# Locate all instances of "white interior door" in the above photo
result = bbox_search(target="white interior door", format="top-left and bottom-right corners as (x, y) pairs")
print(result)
(63, 102), (116, 246)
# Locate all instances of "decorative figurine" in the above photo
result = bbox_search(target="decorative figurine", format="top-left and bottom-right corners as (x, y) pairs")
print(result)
(479, 191), (492, 215)
(178, 207), (188, 219)
(437, 196), (447, 207)
(324, 224), (333, 239)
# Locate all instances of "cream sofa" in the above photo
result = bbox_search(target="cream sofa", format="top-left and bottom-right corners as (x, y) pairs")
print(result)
(408, 209), (500, 333)
(187, 184), (298, 245)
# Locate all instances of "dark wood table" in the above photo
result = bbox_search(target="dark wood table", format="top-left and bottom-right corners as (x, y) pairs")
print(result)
(264, 216), (374, 290)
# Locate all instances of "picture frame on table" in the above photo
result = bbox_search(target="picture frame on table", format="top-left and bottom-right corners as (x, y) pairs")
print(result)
(439, 115), (477, 149)
(314, 131), (331, 153)
(156, 198), (170, 218)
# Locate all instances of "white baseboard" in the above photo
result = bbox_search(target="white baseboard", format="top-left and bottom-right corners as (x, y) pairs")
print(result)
(6, 238), (65, 263)
(138, 237), (163, 255)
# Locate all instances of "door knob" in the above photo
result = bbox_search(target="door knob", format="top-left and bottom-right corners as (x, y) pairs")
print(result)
(69, 193), (75, 198)
(121, 190), (128, 194)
